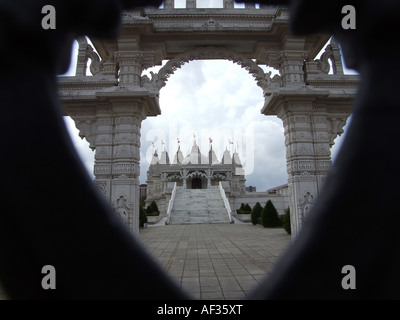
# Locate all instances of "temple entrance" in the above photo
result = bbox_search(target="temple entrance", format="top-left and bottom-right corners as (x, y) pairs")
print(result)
(191, 178), (202, 189)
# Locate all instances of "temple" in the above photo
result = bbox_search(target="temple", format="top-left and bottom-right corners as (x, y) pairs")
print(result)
(146, 139), (245, 216)
(145, 138), (290, 224)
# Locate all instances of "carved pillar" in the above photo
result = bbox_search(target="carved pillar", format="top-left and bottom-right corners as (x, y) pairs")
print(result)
(274, 100), (348, 237)
(84, 101), (146, 234)
(117, 52), (143, 87)
(111, 103), (144, 233)
(280, 55), (306, 87)
(93, 105), (114, 206)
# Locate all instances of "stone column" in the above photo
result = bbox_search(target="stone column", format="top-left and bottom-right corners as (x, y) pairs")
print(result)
(93, 105), (115, 204)
(118, 52), (143, 87)
(279, 53), (306, 87)
(90, 102), (145, 234)
(111, 103), (144, 233)
(275, 101), (348, 237)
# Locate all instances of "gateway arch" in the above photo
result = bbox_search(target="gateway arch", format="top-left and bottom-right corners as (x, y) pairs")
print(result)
(58, 2), (358, 236)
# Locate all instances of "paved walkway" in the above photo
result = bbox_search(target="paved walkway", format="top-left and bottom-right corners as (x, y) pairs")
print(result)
(139, 223), (291, 300)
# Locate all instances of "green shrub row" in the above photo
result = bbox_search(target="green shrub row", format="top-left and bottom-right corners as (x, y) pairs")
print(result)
(239, 201), (291, 234)
(236, 203), (252, 215)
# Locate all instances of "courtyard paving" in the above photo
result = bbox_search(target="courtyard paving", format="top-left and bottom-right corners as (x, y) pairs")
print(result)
(139, 223), (291, 300)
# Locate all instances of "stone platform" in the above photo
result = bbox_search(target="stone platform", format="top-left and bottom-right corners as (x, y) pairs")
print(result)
(139, 224), (291, 300)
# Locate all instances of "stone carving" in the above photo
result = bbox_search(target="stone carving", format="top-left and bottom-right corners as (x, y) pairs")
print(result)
(164, 0), (174, 9)
(96, 147), (110, 159)
(213, 172), (229, 180)
(204, 18), (219, 31)
(147, 47), (273, 94)
(223, 0), (234, 8)
(112, 163), (137, 175)
(94, 164), (111, 175)
(76, 37), (102, 76)
(95, 180), (109, 197)
(165, 173), (182, 181)
(292, 160), (315, 172)
(316, 159), (331, 169)
(299, 191), (314, 218)
(187, 170), (207, 178)
(308, 38), (344, 76)
(115, 195), (129, 224)
(328, 117), (347, 146)
(96, 135), (111, 145)
(263, 71), (282, 96)
(116, 147), (131, 158)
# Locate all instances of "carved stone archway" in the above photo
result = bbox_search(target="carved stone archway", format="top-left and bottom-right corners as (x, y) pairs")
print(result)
(141, 46), (279, 97)
(58, 5), (359, 236)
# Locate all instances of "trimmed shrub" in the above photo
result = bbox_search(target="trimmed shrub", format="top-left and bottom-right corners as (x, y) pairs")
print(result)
(262, 200), (282, 228)
(281, 207), (291, 235)
(236, 203), (245, 214)
(243, 203), (252, 213)
(251, 202), (263, 225)
(146, 200), (160, 216)
(237, 203), (252, 215)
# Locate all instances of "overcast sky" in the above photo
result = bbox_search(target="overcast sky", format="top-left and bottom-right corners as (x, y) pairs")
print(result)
(62, 5), (357, 191)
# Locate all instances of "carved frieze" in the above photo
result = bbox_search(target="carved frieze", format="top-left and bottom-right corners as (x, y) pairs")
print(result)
(316, 160), (332, 172)
(94, 164), (111, 175)
(292, 143), (314, 156)
(291, 160), (316, 172)
(112, 163), (137, 176)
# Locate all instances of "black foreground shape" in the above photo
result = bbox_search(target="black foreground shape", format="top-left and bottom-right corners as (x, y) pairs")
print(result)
(0, 0), (399, 299)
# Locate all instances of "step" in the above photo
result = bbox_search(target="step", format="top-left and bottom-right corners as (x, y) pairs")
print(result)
(168, 188), (230, 225)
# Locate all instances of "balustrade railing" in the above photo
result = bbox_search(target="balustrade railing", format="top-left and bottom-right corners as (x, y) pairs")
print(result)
(166, 182), (178, 225)
(219, 183), (233, 223)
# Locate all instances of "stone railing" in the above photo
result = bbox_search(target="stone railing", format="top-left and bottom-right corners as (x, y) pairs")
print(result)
(219, 183), (233, 223)
(165, 182), (177, 225)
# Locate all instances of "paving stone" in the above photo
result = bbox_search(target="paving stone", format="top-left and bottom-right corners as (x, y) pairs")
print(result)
(139, 224), (290, 300)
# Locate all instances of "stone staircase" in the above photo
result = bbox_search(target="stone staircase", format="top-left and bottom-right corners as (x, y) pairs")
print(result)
(168, 187), (231, 224)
